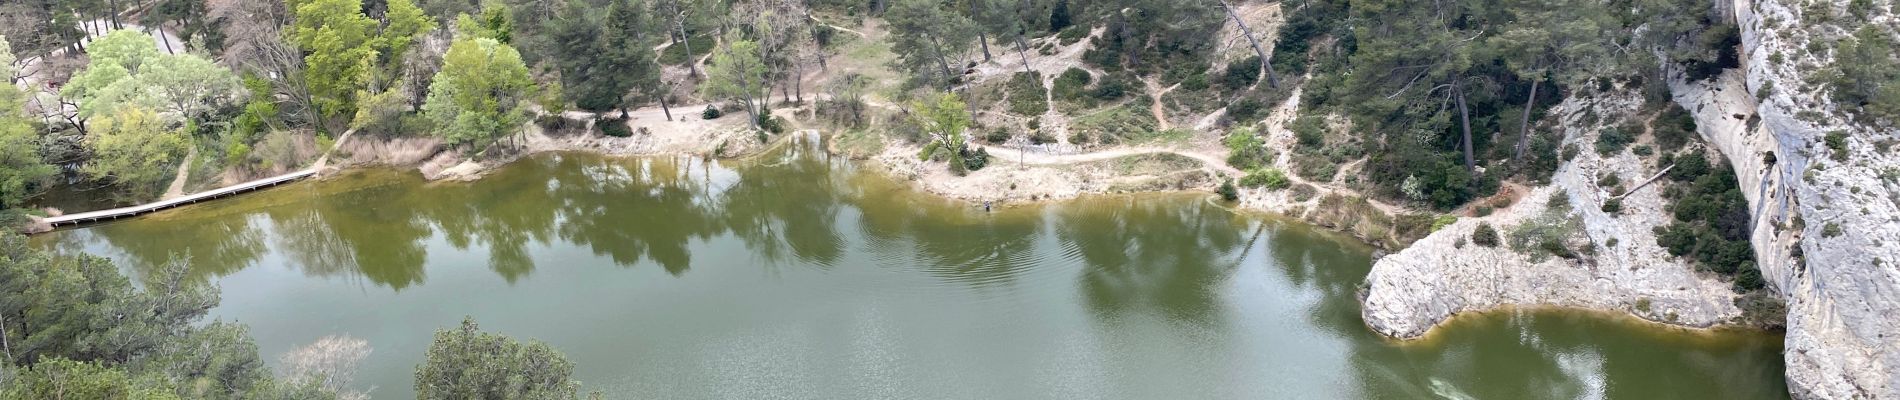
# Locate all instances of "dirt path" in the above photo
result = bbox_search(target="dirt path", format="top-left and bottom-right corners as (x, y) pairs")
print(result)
(1143, 78), (1175, 130)
(160, 146), (196, 199)
(976, 143), (1240, 175)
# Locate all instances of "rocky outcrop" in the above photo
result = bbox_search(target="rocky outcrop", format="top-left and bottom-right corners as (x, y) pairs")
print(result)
(1726, 0), (1898, 397)
(1361, 88), (1746, 339)
(1364, 0), (1899, 396)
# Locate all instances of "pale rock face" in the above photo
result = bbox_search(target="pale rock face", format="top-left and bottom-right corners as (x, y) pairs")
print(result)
(1361, 88), (1744, 339)
(1358, 0), (1896, 395)
(1729, 0), (1899, 397)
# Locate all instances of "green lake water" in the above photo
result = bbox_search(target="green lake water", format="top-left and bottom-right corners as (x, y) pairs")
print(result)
(33, 141), (1788, 399)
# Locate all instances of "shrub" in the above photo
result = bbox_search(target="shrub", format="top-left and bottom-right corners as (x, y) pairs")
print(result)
(758, 112), (787, 134)
(1471, 223), (1500, 247)
(1056, 24), (1087, 45)
(1430, 215), (1458, 231)
(961, 146), (991, 171)
(1224, 127), (1270, 169)
(1597, 172), (1622, 188)
(702, 105), (722, 119)
(1825, 130), (1850, 161)
(1822, 222), (1843, 238)
(985, 129), (1011, 144)
(1239, 168), (1290, 190)
(1653, 104), (1698, 153)
(1092, 73), (1133, 100)
(1228, 97), (1265, 122)
(1595, 126), (1634, 155)
(1601, 198), (1623, 214)
(535, 115), (571, 131)
(1291, 116), (1325, 148)
(597, 118), (632, 137)
(1735, 290), (1786, 329)
(1508, 208), (1581, 260)
(1006, 71), (1049, 116)
(1053, 68), (1092, 102)
(1179, 72), (1210, 92)
(1220, 56), (1262, 91)
(1217, 179), (1240, 201)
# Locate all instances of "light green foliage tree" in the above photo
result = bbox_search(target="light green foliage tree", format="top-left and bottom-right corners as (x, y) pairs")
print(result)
(414, 317), (578, 400)
(0, 357), (183, 399)
(912, 92), (975, 173)
(915, 91), (971, 147)
(423, 37), (534, 151)
(289, 0), (380, 130)
(63, 30), (246, 126)
(82, 108), (190, 197)
(885, 0), (978, 88)
(0, 35), (17, 84)
(0, 52), (55, 209)
(701, 34), (769, 129)
(454, 3), (517, 43)
(379, 0), (438, 69)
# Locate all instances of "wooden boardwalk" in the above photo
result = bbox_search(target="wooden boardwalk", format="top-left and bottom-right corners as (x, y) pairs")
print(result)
(40, 168), (317, 228)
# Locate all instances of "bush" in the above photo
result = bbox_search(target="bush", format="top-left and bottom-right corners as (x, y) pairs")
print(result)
(1220, 56), (1263, 91)
(1217, 179), (1240, 201)
(702, 105), (722, 119)
(1092, 73), (1133, 100)
(961, 146), (991, 171)
(1006, 71), (1049, 116)
(1471, 223), (1500, 247)
(1179, 72), (1210, 92)
(1224, 127), (1270, 169)
(1053, 68), (1092, 102)
(1825, 130), (1850, 161)
(1601, 198), (1623, 214)
(758, 112), (787, 134)
(1291, 116), (1325, 148)
(1653, 104), (1697, 153)
(1239, 168), (1291, 190)
(535, 115), (571, 131)
(597, 118), (633, 137)
(1595, 126), (1634, 155)
(1597, 172), (1622, 188)
(985, 129), (1011, 144)
(1228, 97), (1265, 122)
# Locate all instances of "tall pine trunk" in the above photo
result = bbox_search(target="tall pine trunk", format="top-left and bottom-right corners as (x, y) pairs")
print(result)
(926, 33), (956, 89)
(1454, 79), (1476, 179)
(1513, 79), (1539, 162)
(978, 33), (993, 62)
(1014, 34), (1033, 74)
(1218, 0), (1278, 89)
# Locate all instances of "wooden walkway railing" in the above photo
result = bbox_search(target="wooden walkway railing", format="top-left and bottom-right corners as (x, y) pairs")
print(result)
(40, 168), (317, 228)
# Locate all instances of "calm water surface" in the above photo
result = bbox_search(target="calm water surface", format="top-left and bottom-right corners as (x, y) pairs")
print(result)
(35, 142), (1787, 399)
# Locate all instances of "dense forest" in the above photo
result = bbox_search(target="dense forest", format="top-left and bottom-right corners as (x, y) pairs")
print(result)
(0, 0), (1895, 395)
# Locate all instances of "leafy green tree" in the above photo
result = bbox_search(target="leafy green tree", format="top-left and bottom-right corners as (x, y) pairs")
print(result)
(82, 108), (189, 197)
(289, 0), (380, 131)
(379, 0), (439, 72)
(701, 34), (769, 130)
(423, 37), (535, 151)
(885, 0), (977, 88)
(0, 61), (55, 210)
(0, 357), (182, 399)
(414, 317), (578, 400)
(0, 35), (17, 84)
